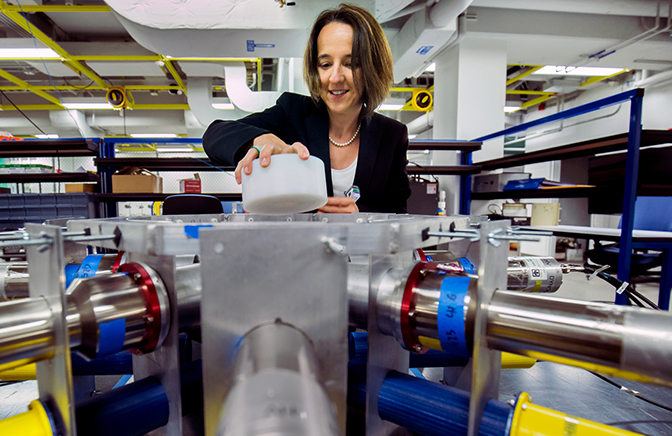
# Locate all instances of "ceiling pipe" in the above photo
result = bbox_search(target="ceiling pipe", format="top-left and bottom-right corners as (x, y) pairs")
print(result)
(632, 68), (672, 88)
(406, 111), (435, 136)
(429, 0), (472, 28)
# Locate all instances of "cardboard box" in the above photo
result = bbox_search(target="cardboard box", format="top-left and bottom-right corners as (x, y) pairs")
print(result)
(179, 174), (201, 194)
(65, 183), (96, 193)
(112, 167), (163, 193)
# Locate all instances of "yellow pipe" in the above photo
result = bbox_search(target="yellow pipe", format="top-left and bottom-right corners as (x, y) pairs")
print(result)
(160, 56), (187, 95)
(3, 4), (110, 12)
(70, 55), (162, 61)
(0, 400), (54, 436)
(0, 1), (108, 88)
(506, 65), (545, 86)
(0, 362), (36, 380)
(127, 104), (191, 110)
(1, 85), (182, 91)
(506, 90), (557, 96)
(581, 69), (630, 88)
(521, 95), (553, 110)
(510, 392), (642, 436)
(501, 353), (536, 369)
(0, 68), (64, 107)
(0, 104), (63, 110)
(257, 58), (262, 92)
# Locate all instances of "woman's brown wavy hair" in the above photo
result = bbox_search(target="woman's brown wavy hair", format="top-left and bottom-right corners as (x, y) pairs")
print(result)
(303, 4), (394, 119)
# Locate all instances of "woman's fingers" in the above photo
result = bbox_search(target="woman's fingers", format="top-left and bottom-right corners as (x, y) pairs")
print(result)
(235, 147), (262, 184)
(318, 197), (359, 214)
(288, 142), (310, 159)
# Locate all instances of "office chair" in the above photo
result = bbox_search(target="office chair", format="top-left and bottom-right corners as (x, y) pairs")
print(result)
(586, 196), (672, 278)
(162, 194), (224, 215)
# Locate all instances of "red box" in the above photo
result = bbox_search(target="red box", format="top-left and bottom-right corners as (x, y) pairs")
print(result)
(179, 179), (201, 193)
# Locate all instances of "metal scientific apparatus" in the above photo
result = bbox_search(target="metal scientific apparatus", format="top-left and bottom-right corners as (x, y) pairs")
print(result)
(0, 212), (670, 436)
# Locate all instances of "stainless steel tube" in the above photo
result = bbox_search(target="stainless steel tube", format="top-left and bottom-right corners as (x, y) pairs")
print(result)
(217, 322), (339, 436)
(0, 297), (55, 370)
(174, 263), (202, 332)
(0, 262), (29, 300)
(487, 291), (672, 386)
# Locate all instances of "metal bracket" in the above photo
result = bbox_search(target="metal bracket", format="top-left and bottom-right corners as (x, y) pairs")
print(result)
(26, 223), (77, 436)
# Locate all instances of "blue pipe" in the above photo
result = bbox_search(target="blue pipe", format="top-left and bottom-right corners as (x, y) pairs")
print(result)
(74, 359), (203, 436)
(71, 352), (133, 376)
(75, 375), (169, 436)
(350, 332), (470, 368)
(348, 362), (512, 436)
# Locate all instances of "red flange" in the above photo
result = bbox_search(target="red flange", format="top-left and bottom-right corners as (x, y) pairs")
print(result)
(118, 262), (162, 354)
(111, 251), (125, 273)
(400, 261), (436, 350)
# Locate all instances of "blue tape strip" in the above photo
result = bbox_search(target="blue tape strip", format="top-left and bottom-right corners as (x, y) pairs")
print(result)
(437, 276), (471, 358)
(64, 264), (80, 289)
(459, 257), (475, 274)
(76, 254), (104, 278)
(426, 255), (433, 262)
(98, 318), (126, 357)
(113, 374), (133, 389)
(184, 225), (213, 239)
(410, 368), (426, 379)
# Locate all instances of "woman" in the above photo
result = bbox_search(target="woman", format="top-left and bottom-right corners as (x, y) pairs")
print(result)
(203, 4), (411, 213)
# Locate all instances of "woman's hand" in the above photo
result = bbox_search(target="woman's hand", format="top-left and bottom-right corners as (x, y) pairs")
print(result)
(318, 197), (359, 214)
(234, 133), (310, 184)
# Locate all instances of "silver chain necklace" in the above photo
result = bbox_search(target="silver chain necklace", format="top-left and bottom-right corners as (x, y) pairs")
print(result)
(329, 122), (361, 147)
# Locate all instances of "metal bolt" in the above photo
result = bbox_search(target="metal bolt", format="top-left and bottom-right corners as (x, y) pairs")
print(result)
(413, 344), (423, 353)
(286, 217), (293, 222)
(143, 315), (154, 324)
(408, 310), (415, 318)
(248, 217), (254, 222)
(133, 273), (143, 282)
(521, 403), (528, 410)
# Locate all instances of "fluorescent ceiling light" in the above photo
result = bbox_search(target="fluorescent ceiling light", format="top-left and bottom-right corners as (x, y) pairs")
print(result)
(378, 104), (404, 111)
(155, 146), (193, 152)
(0, 48), (60, 59)
(130, 133), (178, 138)
(64, 103), (113, 109)
(212, 103), (235, 110)
(35, 134), (59, 139)
(532, 65), (626, 77)
(504, 106), (522, 113)
(425, 63), (436, 73)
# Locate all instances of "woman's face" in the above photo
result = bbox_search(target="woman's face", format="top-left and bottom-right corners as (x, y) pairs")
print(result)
(317, 22), (364, 118)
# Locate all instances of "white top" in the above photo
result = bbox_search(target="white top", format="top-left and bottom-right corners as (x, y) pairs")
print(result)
(331, 157), (358, 197)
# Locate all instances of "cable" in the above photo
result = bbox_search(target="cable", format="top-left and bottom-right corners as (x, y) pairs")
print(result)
(408, 161), (439, 183)
(628, 286), (660, 310)
(190, 157), (236, 180)
(582, 264), (660, 310)
(0, 89), (47, 135)
(589, 371), (672, 414)
(627, 292), (645, 308)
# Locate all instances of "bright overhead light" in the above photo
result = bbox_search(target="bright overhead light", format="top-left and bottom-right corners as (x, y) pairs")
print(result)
(504, 106), (522, 113)
(532, 65), (626, 77)
(212, 103), (235, 110)
(408, 134), (417, 139)
(0, 48), (60, 59)
(64, 103), (113, 109)
(35, 134), (59, 139)
(378, 104), (404, 111)
(155, 146), (193, 153)
(130, 133), (178, 138)
(425, 63), (436, 73)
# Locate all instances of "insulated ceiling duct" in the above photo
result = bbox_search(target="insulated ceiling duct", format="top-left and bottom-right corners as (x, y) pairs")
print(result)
(104, 0), (373, 58)
(389, 0), (472, 81)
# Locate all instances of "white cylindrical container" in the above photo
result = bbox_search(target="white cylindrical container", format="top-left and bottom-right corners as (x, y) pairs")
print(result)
(242, 154), (328, 214)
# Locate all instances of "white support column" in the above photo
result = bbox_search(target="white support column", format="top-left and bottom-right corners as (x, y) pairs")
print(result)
(432, 36), (507, 214)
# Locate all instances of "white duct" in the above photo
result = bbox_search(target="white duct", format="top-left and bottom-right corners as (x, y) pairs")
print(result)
(406, 111), (434, 135)
(430, 0), (472, 27)
(633, 68), (672, 89)
(49, 110), (102, 138)
(390, 0), (472, 82)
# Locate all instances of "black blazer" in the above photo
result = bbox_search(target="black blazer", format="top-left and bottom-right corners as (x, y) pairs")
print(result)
(203, 92), (411, 213)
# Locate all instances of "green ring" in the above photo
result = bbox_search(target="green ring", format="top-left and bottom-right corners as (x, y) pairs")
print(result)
(251, 145), (262, 157)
